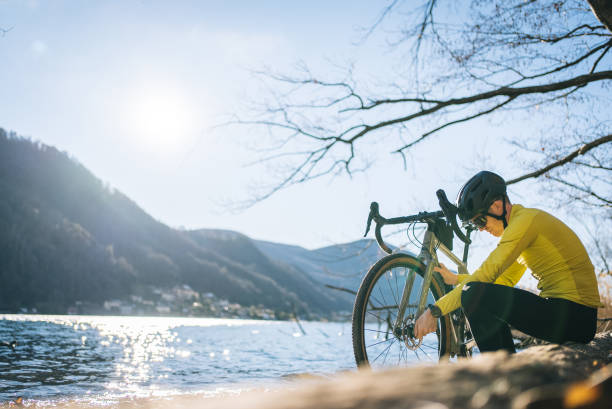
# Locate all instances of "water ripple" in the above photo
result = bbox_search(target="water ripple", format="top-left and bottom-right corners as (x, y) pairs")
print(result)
(0, 315), (355, 405)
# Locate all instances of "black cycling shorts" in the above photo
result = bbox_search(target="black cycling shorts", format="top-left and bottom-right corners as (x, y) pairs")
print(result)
(460, 282), (597, 353)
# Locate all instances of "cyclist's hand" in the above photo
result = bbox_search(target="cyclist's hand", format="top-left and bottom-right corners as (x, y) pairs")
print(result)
(434, 263), (458, 285)
(414, 309), (437, 339)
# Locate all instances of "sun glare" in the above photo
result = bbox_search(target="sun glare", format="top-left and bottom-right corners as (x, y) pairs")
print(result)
(122, 87), (198, 152)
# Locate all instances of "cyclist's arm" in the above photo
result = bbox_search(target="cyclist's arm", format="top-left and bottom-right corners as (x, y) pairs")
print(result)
(434, 211), (538, 316)
(494, 261), (527, 287)
(456, 274), (470, 284)
(454, 261), (525, 286)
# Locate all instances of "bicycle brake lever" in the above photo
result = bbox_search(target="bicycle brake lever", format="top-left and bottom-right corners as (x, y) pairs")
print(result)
(436, 190), (471, 244)
(364, 202), (379, 237)
(435, 189), (456, 215)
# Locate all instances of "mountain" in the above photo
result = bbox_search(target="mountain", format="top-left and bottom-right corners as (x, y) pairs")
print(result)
(254, 239), (387, 296)
(185, 229), (353, 313)
(0, 129), (375, 318)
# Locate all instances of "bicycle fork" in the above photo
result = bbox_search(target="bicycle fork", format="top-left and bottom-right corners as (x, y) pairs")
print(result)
(393, 230), (438, 338)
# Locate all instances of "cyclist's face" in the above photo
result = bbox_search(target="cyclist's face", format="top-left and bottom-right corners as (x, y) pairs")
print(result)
(472, 200), (505, 237)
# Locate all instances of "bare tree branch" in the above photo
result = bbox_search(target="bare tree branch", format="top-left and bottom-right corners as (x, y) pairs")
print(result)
(346, 71), (612, 152)
(394, 96), (518, 156)
(584, 225), (611, 274)
(505, 39), (612, 86)
(361, 70), (612, 113)
(574, 160), (612, 171)
(546, 175), (612, 206)
(324, 284), (357, 296)
(354, 0), (401, 44)
(415, 0), (438, 57)
(506, 135), (612, 184)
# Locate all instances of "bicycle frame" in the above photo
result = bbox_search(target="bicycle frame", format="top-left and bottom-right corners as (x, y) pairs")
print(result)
(393, 225), (472, 357)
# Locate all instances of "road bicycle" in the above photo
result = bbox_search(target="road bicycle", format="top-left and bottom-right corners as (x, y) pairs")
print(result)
(352, 190), (477, 368)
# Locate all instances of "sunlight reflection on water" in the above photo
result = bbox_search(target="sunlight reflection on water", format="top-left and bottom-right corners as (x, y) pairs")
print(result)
(0, 315), (355, 406)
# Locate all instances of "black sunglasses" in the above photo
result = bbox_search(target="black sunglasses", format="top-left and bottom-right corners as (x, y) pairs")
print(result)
(470, 214), (488, 229)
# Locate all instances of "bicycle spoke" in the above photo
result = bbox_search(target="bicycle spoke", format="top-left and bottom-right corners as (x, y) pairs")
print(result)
(367, 337), (397, 349)
(386, 270), (400, 309)
(394, 268), (400, 306)
(368, 291), (386, 310)
(363, 311), (392, 335)
(397, 343), (402, 365)
(382, 339), (394, 364)
(418, 345), (434, 360)
(364, 328), (393, 334)
(419, 342), (438, 351)
(377, 286), (390, 317)
(368, 306), (399, 326)
(371, 338), (396, 363)
(365, 309), (386, 322)
(364, 327), (396, 342)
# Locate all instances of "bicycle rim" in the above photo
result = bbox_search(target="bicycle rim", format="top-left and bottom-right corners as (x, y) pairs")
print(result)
(352, 254), (450, 368)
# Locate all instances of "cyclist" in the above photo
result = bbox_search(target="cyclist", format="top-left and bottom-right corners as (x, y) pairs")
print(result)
(414, 171), (601, 353)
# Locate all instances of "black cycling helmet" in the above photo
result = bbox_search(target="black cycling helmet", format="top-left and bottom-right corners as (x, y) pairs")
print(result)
(457, 171), (508, 227)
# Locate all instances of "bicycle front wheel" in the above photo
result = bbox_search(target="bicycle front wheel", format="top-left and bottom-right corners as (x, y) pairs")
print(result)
(352, 253), (451, 368)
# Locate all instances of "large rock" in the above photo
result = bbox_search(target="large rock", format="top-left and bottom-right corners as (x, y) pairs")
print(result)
(210, 334), (611, 409)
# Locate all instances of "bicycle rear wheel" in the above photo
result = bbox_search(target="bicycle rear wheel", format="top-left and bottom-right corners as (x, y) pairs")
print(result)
(352, 253), (451, 368)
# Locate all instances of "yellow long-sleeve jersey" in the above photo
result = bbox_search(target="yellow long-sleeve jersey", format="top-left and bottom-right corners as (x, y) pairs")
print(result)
(434, 204), (602, 316)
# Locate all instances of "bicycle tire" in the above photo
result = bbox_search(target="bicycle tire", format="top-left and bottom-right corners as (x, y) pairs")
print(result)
(352, 253), (452, 368)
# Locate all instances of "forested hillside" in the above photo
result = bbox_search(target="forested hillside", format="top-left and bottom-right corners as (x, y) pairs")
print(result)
(0, 129), (366, 318)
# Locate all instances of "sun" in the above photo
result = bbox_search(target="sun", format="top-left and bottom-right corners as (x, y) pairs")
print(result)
(122, 86), (197, 152)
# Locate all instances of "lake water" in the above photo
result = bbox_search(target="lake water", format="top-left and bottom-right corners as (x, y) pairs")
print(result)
(0, 315), (357, 406)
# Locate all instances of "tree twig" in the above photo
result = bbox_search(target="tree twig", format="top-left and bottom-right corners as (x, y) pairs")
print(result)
(324, 284), (358, 296)
(506, 135), (612, 185)
(546, 175), (612, 206)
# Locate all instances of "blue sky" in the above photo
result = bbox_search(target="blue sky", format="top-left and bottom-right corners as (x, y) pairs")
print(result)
(1, 0), (589, 280)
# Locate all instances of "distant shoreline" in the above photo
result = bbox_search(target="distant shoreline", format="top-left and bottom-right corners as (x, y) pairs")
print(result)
(0, 313), (351, 324)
